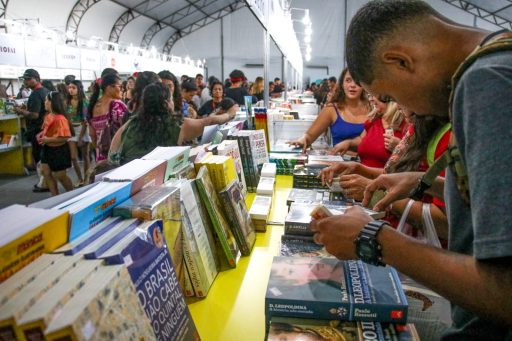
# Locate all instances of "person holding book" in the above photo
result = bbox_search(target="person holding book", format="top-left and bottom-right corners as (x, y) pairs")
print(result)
(288, 69), (371, 152)
(38, 91), (74, 195)
(312, 1), (512, 338)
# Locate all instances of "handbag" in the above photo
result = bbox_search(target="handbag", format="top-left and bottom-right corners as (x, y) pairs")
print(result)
(98, 101), (118, 158)
(396, 199), (442, 248)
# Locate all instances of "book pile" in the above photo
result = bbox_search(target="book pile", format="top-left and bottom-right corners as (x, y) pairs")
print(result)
(269, 153), (307, 175)
(292, 164), (329, 189)
(265, 256), (414, 341)
(249, 195), (272, 232)
(0, 216), (199, 341)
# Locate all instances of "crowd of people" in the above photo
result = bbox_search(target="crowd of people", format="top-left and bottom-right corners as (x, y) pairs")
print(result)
(12, 67), (279, 196)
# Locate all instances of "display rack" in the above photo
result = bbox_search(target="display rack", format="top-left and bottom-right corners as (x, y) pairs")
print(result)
(188, 175), (292, 341)
(0, 114), (30, 175)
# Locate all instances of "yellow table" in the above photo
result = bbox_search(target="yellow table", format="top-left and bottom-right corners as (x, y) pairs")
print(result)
(188, 175), (293, 341)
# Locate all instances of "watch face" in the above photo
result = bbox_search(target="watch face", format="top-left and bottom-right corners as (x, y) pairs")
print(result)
(359, 244), (373, 256)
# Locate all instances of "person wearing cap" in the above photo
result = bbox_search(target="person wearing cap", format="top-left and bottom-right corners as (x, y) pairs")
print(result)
(180, 80), (198, 119)
(224, 69), (256, 106)
(14, 69), (51, 192)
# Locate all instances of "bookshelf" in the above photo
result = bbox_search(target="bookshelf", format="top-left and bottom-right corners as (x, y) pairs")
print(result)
(187, 175), (293, 341)
(0, 114), (29, 175)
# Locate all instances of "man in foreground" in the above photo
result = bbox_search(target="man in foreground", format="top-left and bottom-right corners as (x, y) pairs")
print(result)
(312, 1), (512, 339)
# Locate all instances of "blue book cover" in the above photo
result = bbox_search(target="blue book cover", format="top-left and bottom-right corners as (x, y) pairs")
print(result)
(59, 182), (133, 241)
(52, 217), (123, 255)
(104, 220), (200, 341)
(265, 257), (408, 325)
(82, 219), (141, 259)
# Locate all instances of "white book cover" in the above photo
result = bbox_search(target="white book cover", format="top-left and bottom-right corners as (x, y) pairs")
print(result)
(261, 163), (277, 178)
(249, 195), (272, 220)
(103, 159), (164, 182)
(256, 177), (275, 196)
(217, 140), (247, 196)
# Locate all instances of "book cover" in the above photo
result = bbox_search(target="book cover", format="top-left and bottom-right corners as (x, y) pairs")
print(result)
(194, 166), (241, 268)
(53, 216), (122, 255)
(17, 260), (102, 340)
(52, 181), (133, 241)
(103, 158), (167, 195)
(43, 265), (156, 341)
(267, 316), (419, 341)
(257, 176), (276, 196)
(103, 221), (200, 341)
(286, 188), (330, 207)
(280, 236), (328, 258)
(261, 162), (277, 178)
(180, 181), (218, 296)
(142, 146), (191, 182)
(0, 205), (69, 283)
(219, 180), (256, 256)
(265, 257), (408, 325)
(216, 139), (248, 196)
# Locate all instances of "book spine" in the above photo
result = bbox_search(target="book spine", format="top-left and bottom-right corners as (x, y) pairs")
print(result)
(239, 135), (254, 192)
(182, 258), (195, 297)
(182, 235), (206, 297)
(280, 234), (315, 242)
(219, 190), (249, 256)
(195, 180), (237, 268)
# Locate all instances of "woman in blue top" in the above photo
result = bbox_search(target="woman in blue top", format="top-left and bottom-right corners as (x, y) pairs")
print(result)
(289, 68), (370, 152)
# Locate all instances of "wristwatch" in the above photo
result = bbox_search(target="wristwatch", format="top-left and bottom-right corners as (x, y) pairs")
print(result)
(354, 220), (387, 266)
(409, 175), (431, 201)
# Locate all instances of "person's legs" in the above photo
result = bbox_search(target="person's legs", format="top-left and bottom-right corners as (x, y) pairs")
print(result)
(68, 141), (83, 184)
(53, 170), (73, 192)
(41, 163), (58, 195)
(81, 143), (90, 181)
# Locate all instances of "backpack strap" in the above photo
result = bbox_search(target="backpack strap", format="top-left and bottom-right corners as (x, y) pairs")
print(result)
(426, 122), (451, 167)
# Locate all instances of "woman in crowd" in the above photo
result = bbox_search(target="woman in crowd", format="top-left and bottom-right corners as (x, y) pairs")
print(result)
(67, 80), (91, 186)
(109, 83), (237, 164)
(122, 76), (135, 104)
(88, 73), (127, 161)
(197, 80), (224, 117)
(38, 91), (74, 195)
(181, 80), (199, 118)
(320, 108), (450, 240)
(127, 71), (160, 116)
(158, 70), (182, 114)
(330, 96), (407, 168)
(252, 76), (264, 101)
(289, 68), (370, 152)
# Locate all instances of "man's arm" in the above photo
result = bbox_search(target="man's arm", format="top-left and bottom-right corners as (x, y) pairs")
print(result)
(311, 207), (512, 326)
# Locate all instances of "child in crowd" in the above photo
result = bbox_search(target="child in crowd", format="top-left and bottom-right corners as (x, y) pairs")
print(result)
(37, 91), (74, 195)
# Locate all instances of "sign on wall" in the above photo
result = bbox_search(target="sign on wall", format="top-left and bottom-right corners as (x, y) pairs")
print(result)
(56, 45), (81, 69)
(80, 48), (100, 71)
(0, 34), (26, 66)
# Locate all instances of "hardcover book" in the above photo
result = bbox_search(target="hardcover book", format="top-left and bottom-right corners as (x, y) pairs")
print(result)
(0, 205), (69, 283)
(219, 180), (256, 256)
(266, 316), (419, 341)
(142, 146), (191, 182)
(43, 265), (156, 341)
(265, 257), (408, 325)
(194, 166), (241, 268)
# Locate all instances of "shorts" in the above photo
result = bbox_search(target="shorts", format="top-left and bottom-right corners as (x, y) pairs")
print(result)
(68, 124), (92, 143)
(41, 144), (72, 172)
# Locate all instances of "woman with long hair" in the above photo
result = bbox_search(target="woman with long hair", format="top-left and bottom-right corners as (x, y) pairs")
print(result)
(158, 70), (182, 113)
(252, 76), (264, 101)
(67, 80), (91, 186)
(289, 68), (370, 151)
(127, 71), (160, 115)
(38, 91), (74, 195)
(87, 73), (127, 161)
(123, 76), (135, 104)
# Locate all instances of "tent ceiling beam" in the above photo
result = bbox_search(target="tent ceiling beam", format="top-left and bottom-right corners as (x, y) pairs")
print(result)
(441, 0), (512, 30)
(66, 0), (102, 43)
(0, 0), (8, 19)
(162, 0), (245, 54)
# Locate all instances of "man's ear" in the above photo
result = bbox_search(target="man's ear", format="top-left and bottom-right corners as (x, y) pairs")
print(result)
(381, 50), (414, 73)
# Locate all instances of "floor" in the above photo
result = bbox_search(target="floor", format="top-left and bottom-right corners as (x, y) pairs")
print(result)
(0, 166), (85, 209)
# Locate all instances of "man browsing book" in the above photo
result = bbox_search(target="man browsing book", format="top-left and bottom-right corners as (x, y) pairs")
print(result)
(311, 1), (512, 339)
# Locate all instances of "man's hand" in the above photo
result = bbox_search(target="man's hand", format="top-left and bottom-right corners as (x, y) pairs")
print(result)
(339, 174), (371, 201)
(310, 206), (373, 259)
(363, 172), (423, 211)
(319, 161), (360, 186)
(329, 140), (351, 155)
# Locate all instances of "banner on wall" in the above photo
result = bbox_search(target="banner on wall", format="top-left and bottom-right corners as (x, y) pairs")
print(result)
(25, 40), (56, 68)
(56, 45), (81, 69)
(0, 34), (26, 66)
(80, 48), (100, 71)
(100, 50), (120, 71)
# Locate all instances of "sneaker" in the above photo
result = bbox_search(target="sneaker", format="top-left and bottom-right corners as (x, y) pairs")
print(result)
(33, 185), (50, 193)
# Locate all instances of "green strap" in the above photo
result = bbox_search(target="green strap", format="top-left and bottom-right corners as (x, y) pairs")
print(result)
(427, 123), (451, 167)
(422, 150), (449, 188)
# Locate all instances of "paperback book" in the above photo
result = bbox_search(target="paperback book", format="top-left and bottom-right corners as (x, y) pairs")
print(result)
(219, 180), (256, 256)
(249, 195), (272, 232)
(265, 257), (408, 325)
(142, 146), (191, 182)
(102, 158), (167, 195)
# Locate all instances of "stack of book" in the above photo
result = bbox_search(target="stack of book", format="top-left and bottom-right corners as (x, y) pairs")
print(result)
(194, 154), (238, 192)
(265, 256), (415, 341)
(292, 164), (329, 189)
(269, 153), (307, 175)
(249, 195), (272, 232)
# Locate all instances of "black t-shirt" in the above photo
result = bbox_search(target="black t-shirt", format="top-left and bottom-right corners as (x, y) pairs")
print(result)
(198, 99), (221, 117)
(224, 87), (256, 106)
(254, 91), (264, 101)
(26, 86), (49, 133)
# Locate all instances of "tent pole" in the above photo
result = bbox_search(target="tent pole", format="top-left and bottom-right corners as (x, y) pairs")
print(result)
(221, 16), (225, 81)
(263, 29), (270, 108)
